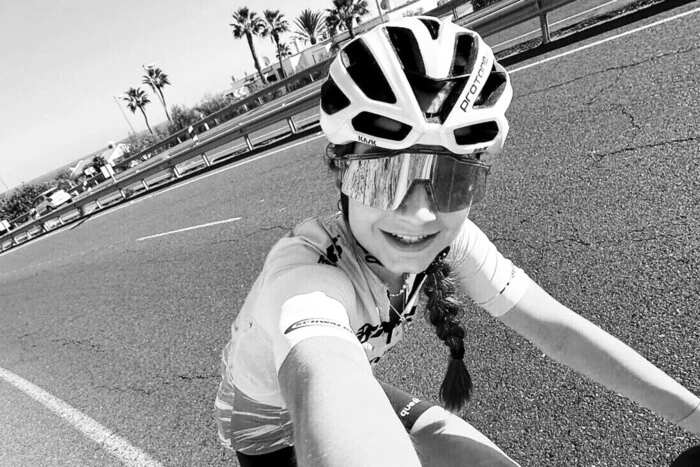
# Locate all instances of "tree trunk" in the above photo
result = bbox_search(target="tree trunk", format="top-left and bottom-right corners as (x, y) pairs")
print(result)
(345, 17), (355, 39)
(158, 90), (172, 122)
(247, 33), (268, 85)
(276, 40), (286, 80)
(139, 107), (154, 135)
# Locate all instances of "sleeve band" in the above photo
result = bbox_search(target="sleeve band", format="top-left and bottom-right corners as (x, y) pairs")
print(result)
(272, 291), (365, 372)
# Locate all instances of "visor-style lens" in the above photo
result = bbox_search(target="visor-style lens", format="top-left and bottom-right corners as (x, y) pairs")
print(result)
(340, 153), (489, 213)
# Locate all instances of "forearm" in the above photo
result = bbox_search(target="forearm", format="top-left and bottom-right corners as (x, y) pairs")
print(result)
(501, 282), (700, 430)
(279, 338), (421, 467)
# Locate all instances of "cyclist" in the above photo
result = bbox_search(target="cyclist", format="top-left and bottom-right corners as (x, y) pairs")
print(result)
(215, 16), (700, 466)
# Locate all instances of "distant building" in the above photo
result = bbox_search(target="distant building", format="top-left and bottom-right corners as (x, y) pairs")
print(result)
(69, 142), (128, 180)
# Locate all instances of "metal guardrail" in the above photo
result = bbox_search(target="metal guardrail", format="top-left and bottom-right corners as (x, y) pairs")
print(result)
(459, 0), (576, 43)
(0, 0), (581, 252)
(113, 59), (333, 172)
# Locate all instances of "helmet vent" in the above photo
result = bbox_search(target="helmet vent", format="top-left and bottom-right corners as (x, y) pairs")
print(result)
(321, 77), (351, 115)
(386, 27), (426, 75)
(452, 33), (478, 77)
(417, 18), (441, 40)
(351, 112), (412, 141)
(343, 39), (397, 104)
(454, 121), (499, 145)
(474, 68), (508, 108)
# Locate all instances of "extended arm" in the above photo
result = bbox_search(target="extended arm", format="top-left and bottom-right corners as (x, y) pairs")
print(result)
(279, 336), (421, 467)
(499, 280), (700, 434)
(452, 218), (699, 434)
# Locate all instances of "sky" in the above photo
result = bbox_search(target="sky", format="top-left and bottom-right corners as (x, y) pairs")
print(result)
(0, 0), (384, 191)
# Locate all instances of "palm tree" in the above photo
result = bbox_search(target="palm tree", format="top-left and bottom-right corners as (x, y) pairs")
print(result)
(142, 65), (172, 122)
(294, 9), (326, 45)
(278, 42), (294, 58)
(230, 7), (269, 85)
(326, 0), (369, 39)
(121, 87), (153, 135)
(262, 10), (290, 80)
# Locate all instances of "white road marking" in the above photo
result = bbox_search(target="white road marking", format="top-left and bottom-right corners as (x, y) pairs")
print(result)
(0, 366), (163, 467)
(136, 217), (242, 241)
(509, 6), (700, 74)
(493, 0), (621, 48)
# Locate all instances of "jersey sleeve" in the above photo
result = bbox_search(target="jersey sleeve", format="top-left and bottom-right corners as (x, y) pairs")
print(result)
(449, 219), (533, 317)
(255, 238), (368, 373)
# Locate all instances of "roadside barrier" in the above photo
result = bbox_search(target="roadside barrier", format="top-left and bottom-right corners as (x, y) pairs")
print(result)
(0, 0), (587, 252)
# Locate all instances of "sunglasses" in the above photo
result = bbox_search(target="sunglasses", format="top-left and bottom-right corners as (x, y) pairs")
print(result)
(330, 147), (490, 213)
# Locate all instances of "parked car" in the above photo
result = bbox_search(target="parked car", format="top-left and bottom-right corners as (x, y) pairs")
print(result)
(32, 187), (72, 217)
(0, 219), (10, 234)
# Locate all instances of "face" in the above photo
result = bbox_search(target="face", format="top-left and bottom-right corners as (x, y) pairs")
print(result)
(347, 180), (470, 276)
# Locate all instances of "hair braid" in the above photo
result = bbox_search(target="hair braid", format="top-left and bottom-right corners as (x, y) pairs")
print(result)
(423, 250), (472, 412)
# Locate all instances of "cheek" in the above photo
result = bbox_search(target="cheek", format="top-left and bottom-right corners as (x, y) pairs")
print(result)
(440, 209), (471, 242)
(347, 200), (383, 242)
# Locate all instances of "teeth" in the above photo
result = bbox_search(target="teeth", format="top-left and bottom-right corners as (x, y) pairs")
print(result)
(390, 233), (429, 244)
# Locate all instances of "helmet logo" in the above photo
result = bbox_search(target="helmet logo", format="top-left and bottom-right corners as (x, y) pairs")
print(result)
(358, 135), (377, 146)
(459, 56), (490, 112)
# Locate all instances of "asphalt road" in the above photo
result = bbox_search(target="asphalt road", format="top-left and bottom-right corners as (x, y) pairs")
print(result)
(1, 3), (699, 466)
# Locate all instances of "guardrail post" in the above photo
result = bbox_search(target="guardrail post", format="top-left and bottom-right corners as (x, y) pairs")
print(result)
(141, 179), (150, 191)
(287, 117), (298, 134)
(202, 153), (212, 167)
(244, 135), (254, 151)
(13, 237), (20, 246)
(58, 216), (65, 225)
(537, 1), (551, 43)
(172, 165), (181, 178)
(119, 188), (127, 199)
(95, 199), (103, 210)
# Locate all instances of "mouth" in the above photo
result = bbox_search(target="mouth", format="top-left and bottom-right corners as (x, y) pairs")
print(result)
(382, 231), (438, 250)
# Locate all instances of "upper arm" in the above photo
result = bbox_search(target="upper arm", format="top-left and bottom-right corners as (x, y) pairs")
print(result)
(278, 336), (373, 413)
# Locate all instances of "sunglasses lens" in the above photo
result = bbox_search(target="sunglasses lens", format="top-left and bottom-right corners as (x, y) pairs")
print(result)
(432, 157), (488, 212)
(342, 157), (401, 210)
(341, 153), (487, 212)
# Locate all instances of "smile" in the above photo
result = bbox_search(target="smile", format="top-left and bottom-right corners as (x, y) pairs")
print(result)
(381, 230), (439, 251)
(389, 233), (432, 244)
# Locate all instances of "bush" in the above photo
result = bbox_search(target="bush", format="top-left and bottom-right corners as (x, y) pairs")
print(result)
(0, 183), (50, 221)
(169, 104), (200, 133)
(122, 133), (161, 158)
(197, 93), (233, 116)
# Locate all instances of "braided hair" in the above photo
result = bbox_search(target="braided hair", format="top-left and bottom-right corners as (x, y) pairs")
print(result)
(424, 247), (472, 412)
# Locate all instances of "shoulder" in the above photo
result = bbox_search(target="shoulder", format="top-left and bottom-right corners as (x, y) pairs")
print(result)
(256, 214), (358, 329)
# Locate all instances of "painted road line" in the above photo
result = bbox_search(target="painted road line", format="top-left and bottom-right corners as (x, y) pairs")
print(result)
(136, 217), (242, 241)
(0, 367), (163, 467)
(493, 0), (621, 48)
(509, 6), (700, 74)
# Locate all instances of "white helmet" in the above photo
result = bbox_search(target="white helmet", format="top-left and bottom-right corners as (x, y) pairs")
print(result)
(320, 16), (512, 155)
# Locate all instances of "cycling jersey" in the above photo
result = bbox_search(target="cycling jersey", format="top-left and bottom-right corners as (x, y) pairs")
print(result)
(215, 211), (530, 455)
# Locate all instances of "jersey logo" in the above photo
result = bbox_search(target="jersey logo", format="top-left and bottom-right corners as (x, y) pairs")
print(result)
(284, 318), (353, 335)
(356, 305), (417, 344)
(318, 236), (343, 266)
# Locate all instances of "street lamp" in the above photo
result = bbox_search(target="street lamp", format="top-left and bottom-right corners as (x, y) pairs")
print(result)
(113, 95), (135, 135)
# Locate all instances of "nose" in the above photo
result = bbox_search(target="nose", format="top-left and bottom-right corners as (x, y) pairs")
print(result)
(396, 181), (438, 222)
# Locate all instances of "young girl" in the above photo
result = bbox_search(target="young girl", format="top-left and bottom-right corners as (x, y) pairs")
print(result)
(215, 16), (700, 466)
